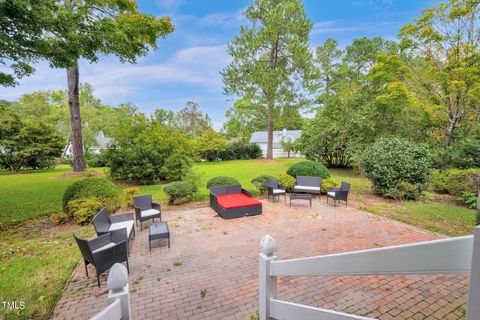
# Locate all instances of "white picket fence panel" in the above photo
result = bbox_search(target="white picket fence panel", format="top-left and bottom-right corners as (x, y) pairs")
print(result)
(259, 226), (480, 320)
(90, 263), (131, 320)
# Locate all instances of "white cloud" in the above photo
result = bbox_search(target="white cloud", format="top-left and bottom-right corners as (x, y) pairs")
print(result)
(0, 44), (231, 103)
(312, 19), (400, 35)
(198, 9), (246, 27)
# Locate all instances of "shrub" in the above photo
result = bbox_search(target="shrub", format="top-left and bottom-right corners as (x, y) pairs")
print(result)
(0, 114), (64, 171)
(218, 143), (263, 161)
(276, 173), (295, 192)
(63, 177), (119, 214)
(286, 160), (331, 178)
(67, 197), (103, 224)
(206, 176), (240, 189)
(459, 191), (478, 209)
(124, 187), (140, 208)
(431, 168), (480, 196)
(51, 212), (69, 225)
(164, 181), (198, 205)
(321, 178), (339, 194)
(360, 138), (432, 200)
(159, 152), (192, 181)
(104, 124), (193, 184)
(195, 128), (227, 161)
(251, 175), (275, 194)
(86, 152), (107, 168)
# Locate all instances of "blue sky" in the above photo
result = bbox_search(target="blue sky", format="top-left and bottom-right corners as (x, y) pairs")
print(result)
(0, 0), (435, 129)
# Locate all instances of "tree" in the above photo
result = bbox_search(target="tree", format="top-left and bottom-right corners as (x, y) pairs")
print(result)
(0, 1), (56, 86)
(399, 0), (480, 148)
(175, 101), (211, 137)
(152, 107), (177, 128)
(195, 128), (227, 161)
(2, 1), (174, 172)
(0, 114), (64, 171)
(280, 137), (295, 158)
(222, 98), (264, 142)
(222, 0), (315, 159)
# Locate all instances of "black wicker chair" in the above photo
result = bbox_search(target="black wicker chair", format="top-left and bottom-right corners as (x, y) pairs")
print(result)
(73, 229), (129, 287)
(326, 181), (351, 207)
(133, 194), (161, 230)
(267, 179), (286, 203)
(92, 208), (135, 248)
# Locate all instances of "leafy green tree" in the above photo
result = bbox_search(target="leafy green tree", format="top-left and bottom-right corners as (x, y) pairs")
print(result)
(0, 114), (64, 171)
(222, 98), (265, 142)
(280, 138), (295, 158)
(222, 0), (315, 159)
(2, 1), (174, 172)
(195, 128), (227, 161)
(399, 0), (480, 148)
(152, 107), (177, 128)
(0, 1), (56, 86)
(175, 101), (212, 138)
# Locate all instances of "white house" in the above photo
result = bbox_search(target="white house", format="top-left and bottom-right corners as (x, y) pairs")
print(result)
(65, 131), (112, 156)
(250, 129), (302, 158)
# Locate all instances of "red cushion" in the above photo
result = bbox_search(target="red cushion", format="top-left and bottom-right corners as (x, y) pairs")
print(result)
(216, 193), (262, 209)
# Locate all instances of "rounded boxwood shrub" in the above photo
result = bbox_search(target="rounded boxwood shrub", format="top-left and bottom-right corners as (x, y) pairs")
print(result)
(431, 168), (480, 196)
(286, 160), (331, 178)
(206, 176), (240, 189)
(360, 138), (432, 200)
(251, 175), (275, 194)
(67, 197), (103, 224)
(164, 181), (198, 205)
(276, 173), (295, 192)
(63, 177), (120, 214)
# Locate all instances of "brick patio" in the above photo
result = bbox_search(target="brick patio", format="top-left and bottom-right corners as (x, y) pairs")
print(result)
(51, 198), (468, 320)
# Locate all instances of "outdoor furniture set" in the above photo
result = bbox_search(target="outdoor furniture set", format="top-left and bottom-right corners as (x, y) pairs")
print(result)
(74, 194), (170, 286)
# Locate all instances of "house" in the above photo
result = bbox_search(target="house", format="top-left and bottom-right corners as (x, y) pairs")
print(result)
(65, 131), (112, 156)
(250, 129), (302, 158)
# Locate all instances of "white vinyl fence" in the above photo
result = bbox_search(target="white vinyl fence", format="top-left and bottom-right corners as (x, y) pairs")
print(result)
(90, 263), (131, 320)
(259, 226), (480, 320)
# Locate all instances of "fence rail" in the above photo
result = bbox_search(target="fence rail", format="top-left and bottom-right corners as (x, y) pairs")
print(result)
(259, 226), (480, 320)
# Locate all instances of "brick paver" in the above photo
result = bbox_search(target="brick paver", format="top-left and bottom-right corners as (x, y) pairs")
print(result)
(51, 198), (468, 319)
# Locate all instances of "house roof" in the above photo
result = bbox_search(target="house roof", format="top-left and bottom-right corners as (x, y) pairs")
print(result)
(92, 131), (112, 149)
(250, 129), (302, 148)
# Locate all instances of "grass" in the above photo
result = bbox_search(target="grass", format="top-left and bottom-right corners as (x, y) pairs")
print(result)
(0, 165), (104, 227)
(0, 220), (93, 320)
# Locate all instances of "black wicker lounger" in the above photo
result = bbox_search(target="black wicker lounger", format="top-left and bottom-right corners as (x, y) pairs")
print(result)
(210, 185), (262, 220)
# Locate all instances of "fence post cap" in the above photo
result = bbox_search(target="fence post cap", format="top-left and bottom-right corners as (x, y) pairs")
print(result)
(260, 234), (277, 256)
(107, 263), (128, 291)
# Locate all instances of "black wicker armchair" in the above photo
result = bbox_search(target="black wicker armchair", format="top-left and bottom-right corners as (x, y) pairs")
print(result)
(73, 229), (129, 287)
(267, 179), (286, 203)
(92, 208), (135, 248)
(133, 194), (161, 230)
(326, 181), (351, 207)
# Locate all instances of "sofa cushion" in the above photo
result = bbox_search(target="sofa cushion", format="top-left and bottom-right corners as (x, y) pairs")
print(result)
(217, 193), (261, 209)
(109, 221), (134, 238)
(294, 185), (320, 191)
(141, 208), (160, 218)
(273, 189), (285, 194)
(327, 192), (336, 197)
(92, 242), (116, 254)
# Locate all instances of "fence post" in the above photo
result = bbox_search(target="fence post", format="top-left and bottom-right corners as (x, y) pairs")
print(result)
(467, 226), (480, 320)
(259, 235), (278, 320)
(107, 263), (131, 320)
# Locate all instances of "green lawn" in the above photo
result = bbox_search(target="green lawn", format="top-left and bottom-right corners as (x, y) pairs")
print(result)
(0, 222), (93, 320)
(0, 159), (302, 226)
(0, 166), (105, 227)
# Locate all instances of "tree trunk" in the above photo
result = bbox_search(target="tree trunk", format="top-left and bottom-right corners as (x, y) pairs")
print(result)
(67, 61), (86, 172)
(266, 100), (274, 160)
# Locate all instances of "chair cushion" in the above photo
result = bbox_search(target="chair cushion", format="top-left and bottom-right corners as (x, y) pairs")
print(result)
(92, 242), (116, 254)
(217, 193), (262, 209)
(327, 192), (336, 197)
(109, 221), (134, 238)
(294, 186), (320, 191)
(273, 189), (285, 194)
(141, 209), (160, 218)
